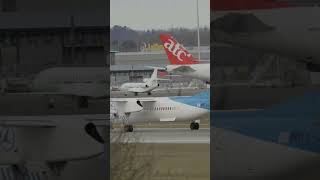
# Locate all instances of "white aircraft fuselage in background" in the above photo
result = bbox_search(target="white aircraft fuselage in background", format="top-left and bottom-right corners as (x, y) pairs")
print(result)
(120, 82), (159, 94)
(166, 64), (210, 82)
(119, 68), (164, 95)
(31, 67), (107, 98)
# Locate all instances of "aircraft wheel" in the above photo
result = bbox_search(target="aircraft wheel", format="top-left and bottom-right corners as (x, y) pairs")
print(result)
(190, 122), (199, 130)
(148, 92), (151, 95)
(124, 125), (133, 132)
(195, 123), (199, 130)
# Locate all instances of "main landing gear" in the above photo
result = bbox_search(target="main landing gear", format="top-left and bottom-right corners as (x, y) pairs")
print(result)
(124, 124), (133, 132)
(190, 122), (199, 130)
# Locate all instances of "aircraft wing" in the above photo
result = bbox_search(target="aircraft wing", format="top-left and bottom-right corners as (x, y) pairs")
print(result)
(136, 98), (156, 102)
(171, 66), (196, 73)
(111, 99), (144, 114)
(111, 98), (157, 114)
(126, 87), (148, 93)
(136, 98), (156, 108)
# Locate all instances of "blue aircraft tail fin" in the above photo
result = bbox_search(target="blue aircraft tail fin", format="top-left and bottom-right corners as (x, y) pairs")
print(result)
(192, 90), (210, 99)
(264, 91), (320, 115)
(212, 91), (320, 153)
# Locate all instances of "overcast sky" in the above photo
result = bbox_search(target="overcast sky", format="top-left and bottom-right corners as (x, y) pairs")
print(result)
(111, 0), (210, 30)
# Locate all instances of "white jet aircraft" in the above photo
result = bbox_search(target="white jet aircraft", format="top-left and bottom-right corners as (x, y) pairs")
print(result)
(25, 67), (107, 108)
(119, 68), (168, 96)
(110, 90), (210, 132)
(159, 34), (210, 83)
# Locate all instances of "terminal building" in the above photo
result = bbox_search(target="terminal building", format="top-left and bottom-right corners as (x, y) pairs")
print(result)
(110, 49), (210, 87)
(0, 0), (107, 77)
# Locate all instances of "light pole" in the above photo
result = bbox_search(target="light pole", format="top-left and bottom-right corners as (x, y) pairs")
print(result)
(196, 0), (201, 61)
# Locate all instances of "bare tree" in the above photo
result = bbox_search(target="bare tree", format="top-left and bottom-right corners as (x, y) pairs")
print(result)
(110, 128), (155, 180)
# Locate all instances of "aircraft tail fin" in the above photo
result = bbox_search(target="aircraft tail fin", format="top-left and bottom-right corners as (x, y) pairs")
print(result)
(150, 68), (158, 80)
(212, 91), (320, 154)
(193, 90), (210, 99)
(146, 68), (159, 87)
(160, 34), (199, 65)
(264, 92), (320, 114)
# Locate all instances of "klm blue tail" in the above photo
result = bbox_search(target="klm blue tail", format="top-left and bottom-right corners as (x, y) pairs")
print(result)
(170, 90), (210, 110)
(212, 91), (320, 153)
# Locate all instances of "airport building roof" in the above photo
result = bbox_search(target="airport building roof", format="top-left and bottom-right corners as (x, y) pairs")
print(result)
(116, 48), (209, 56)
(0, 12), (106, 30)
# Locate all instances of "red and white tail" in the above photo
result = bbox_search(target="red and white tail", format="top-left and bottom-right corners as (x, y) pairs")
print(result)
(160, 34), (199, 65)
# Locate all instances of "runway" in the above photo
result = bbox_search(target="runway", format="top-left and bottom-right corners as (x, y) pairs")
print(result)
(111, 128), (210, 144)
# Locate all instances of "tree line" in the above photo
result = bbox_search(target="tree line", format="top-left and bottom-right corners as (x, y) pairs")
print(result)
(110, 25), (210, 52)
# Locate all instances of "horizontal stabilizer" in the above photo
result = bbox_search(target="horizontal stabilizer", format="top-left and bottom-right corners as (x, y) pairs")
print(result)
(110, 99), (144, 114)
(145, 66), (166, 70)
(171, 66), (196, 73)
